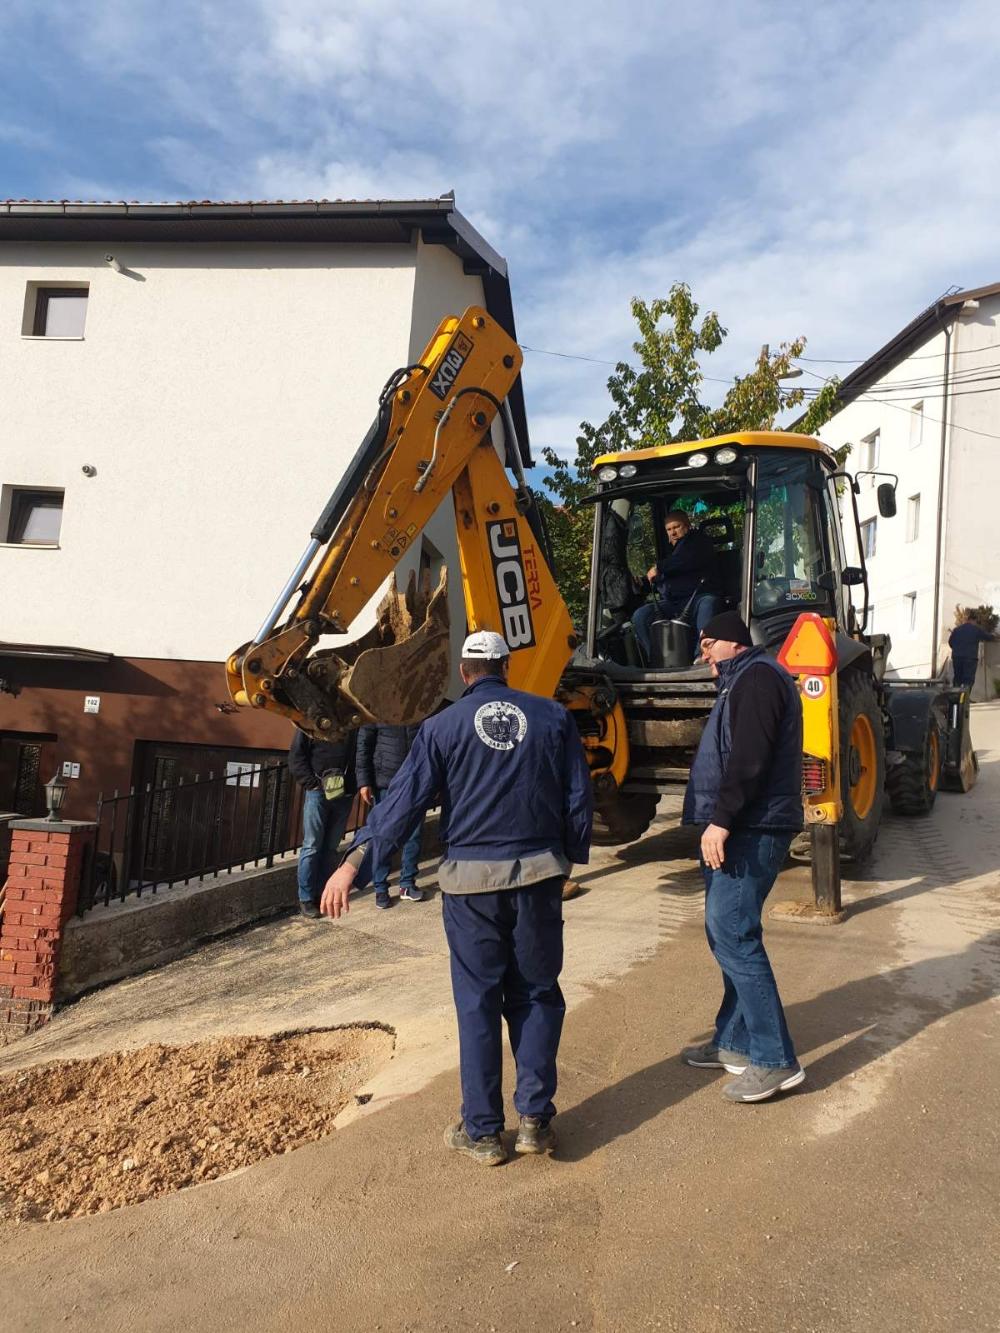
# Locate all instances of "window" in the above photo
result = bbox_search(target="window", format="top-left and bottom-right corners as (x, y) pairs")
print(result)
(751, 453), (840, 618)
(4, 487), (64, 545)
(861, 517), (877, 559)
(909, 401), (924, 449)
(861, 430), (880, 482)
(906, 493), (920, 542)
(24, 284), (88, 337)
(905, 591), (917, 633)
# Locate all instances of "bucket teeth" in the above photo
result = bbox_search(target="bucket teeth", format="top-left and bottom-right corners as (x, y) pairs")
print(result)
(308, 568), (451, 727)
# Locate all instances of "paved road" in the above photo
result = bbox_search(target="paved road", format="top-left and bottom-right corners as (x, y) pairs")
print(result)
(3, 706), (999, 1332)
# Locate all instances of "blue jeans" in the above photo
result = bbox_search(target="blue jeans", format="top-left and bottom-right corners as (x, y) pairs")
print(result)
(442, 878), (566, 1139)
(371, 789), (423, 892)
(700, 828), (797, 1068)
(297, 788), (352, 904)
(633, 592), (720, 661)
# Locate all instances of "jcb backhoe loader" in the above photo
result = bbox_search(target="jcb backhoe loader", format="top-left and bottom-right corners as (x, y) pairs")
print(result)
(227, 307), (976, 907)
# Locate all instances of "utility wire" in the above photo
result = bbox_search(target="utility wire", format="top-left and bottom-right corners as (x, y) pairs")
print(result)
(797, 366), (1000, 443)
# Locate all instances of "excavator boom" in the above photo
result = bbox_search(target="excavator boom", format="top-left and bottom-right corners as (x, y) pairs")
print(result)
(227, 308), (577, 740)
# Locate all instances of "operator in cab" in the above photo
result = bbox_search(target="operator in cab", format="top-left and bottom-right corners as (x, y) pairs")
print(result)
(320, 631), (593, 1167)
(632, 510), (718, 663)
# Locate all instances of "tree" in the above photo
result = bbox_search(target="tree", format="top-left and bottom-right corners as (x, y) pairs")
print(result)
(535, 284), (841, 622)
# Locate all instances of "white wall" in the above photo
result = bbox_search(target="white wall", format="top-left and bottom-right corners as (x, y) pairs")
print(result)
(939, 294), (1000, 666)
(821, 324), (968, 677)
(0, 238), (489, 666)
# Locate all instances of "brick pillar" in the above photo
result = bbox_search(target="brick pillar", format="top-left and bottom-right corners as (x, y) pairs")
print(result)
(0, 819), (96, 1043)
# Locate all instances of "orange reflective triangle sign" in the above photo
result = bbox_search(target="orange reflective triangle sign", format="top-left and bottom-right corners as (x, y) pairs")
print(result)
(776, 613), (838, 676)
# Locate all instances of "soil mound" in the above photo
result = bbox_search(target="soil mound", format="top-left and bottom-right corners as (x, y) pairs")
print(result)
(1, 1025), (393, 1223)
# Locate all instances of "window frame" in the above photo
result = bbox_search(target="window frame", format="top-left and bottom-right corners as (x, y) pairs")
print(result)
(905, 591), (917, 633)
(860, 517), (877, 560)
(4, 487), (65, 546)
(906, 493), (921, 543)
(23, 283), (89, 339)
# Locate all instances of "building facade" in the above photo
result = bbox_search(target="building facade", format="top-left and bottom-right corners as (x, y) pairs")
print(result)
(818, 283), (1000, 693)
(0, 198), (530, 819)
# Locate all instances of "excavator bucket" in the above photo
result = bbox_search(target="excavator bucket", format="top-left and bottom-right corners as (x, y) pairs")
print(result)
(305, 567), (452, 729)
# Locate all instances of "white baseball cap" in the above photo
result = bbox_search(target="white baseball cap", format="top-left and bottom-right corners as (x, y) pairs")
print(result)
(461, 630), (510, 659)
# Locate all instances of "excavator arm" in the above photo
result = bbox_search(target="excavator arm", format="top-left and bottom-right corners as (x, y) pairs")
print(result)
(227, 307), (577, 740)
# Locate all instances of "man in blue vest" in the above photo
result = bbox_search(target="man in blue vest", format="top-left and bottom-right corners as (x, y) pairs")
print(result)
(681, 610), (805, 1102)
(321, 630), (593, 1165)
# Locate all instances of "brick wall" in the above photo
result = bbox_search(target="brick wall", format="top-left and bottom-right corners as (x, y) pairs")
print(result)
(0, 820), (95, 1043)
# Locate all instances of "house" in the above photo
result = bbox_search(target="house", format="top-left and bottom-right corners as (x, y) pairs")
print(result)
(0, 197), (530, 820)
(818, 282), (1000, 693)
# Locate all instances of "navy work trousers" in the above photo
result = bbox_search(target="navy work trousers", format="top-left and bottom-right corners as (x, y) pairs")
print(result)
(442, 877), (566, 1140)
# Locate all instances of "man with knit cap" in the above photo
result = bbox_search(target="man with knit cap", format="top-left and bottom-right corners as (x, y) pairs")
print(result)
(321, 630), (593, 1164)
(681, 610), (806, 1102)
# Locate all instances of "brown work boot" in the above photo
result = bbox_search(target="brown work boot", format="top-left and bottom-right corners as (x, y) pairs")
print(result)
(514, 1116), (556, 1155)
(443, 1122), (507, 1166)
(562, 878), (582, 901)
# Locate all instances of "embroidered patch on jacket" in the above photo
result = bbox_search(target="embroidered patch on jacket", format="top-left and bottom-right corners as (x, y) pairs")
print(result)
(473, 701), (528, 751)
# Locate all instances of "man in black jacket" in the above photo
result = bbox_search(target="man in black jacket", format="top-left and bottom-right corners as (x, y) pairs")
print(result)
(288, 728), (357, 920)
(680, 610), (805, 1102)
(632, 510), (719, 662)
(355, 723), (424, 908)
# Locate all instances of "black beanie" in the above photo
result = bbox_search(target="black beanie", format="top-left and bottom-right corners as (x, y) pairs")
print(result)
(701, 610), (753, 647)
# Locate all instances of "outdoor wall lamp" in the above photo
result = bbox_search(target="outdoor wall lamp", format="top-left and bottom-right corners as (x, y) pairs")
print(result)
(44, 771), (69, 822)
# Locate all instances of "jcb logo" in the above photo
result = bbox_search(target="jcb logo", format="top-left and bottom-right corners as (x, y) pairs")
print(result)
(429, 332), (474, 401)
(488, 520), (536, 649)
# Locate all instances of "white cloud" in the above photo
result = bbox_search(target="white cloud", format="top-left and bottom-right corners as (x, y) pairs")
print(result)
(6, 0), (1000, 458)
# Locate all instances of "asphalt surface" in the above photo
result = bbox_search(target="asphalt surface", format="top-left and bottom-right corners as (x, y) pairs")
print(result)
(2, 705), (999, 1332)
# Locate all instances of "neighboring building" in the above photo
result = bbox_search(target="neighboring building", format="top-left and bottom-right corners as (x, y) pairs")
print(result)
(819, 282), (1000, 692)
(0, 197), (530, 819)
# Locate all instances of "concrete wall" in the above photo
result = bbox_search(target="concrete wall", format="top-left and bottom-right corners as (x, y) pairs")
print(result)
(0, 238), (485, 667)
(57, 859), (299, 1000)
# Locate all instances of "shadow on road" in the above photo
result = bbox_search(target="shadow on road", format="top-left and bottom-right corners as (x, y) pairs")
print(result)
(556, 930), (1000, 1160)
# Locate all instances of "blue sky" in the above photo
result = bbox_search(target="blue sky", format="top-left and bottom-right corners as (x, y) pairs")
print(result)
(3, 1), (1000, 464)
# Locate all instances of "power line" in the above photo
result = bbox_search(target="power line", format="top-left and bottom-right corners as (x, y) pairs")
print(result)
(799, 341), (1000, 366)
(798, 366), (1000, 443)
(518, 342), (736, 385)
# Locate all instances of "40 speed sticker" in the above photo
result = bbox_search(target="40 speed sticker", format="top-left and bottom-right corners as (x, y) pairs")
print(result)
(802, 675), (828, 699)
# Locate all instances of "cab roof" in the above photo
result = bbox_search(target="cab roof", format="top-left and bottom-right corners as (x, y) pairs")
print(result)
(593, 430), (833, 469)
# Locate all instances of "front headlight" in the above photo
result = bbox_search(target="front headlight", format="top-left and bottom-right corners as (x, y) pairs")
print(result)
(714, 446), (738, 465)
(687, 452), (709, 468)
(618, 463), (638, 478)
(596, 466), (618, 482)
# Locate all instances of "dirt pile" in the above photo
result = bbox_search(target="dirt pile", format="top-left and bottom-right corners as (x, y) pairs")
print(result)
(1, 1026), (393, 1223)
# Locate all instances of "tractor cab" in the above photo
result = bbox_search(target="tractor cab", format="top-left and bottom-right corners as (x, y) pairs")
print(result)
(584, 432), (852, 675)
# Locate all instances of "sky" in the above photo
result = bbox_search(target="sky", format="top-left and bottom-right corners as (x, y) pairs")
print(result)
(3, 1), (1000, 465)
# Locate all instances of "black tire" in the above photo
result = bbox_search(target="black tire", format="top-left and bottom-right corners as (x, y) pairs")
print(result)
(590, 790), (657, 846)
(886, 718), (941, 816)
(837, 670), (886, 863)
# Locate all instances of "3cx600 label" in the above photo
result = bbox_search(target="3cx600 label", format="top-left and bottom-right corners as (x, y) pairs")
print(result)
(429, 332), (474, 401)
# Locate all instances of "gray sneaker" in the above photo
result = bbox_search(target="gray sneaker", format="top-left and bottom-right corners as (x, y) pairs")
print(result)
(443, 1122), (507, 1166)
(681, 1042), (748, 1074)
(514, 1116), (556, 1155)
(723, 1063), (806, 1102)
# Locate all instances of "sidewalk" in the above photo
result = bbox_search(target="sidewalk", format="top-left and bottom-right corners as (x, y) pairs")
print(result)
(2, 706), (999, 1332)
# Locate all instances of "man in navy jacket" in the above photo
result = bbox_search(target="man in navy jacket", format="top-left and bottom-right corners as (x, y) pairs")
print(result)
(681, 610), (805, 1103)
(322, 630), (593, 1165)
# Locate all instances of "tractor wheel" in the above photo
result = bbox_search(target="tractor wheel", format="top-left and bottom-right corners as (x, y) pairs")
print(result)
(590, 790), (658, 846)
(837, 670), (886, 863)
(886, 718), (941, 816)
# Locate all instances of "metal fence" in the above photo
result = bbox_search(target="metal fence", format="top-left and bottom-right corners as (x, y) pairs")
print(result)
(80, 762), (305, 913)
